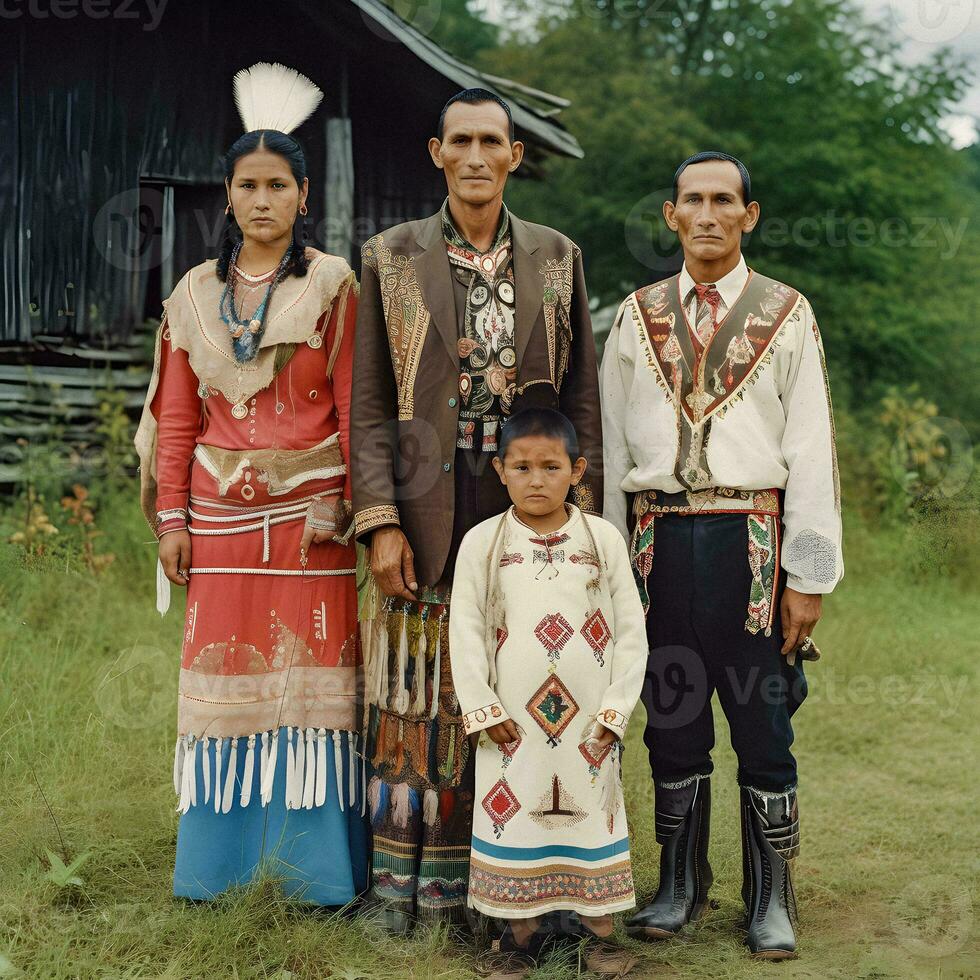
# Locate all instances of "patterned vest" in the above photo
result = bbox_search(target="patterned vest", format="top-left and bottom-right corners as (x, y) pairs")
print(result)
(632, 269), (800, 491)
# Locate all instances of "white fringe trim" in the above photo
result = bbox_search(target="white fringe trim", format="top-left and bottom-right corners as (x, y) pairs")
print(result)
(173, 729), (365, 813)
(391, 614), (410, 715)
(156, 557), (171, 617)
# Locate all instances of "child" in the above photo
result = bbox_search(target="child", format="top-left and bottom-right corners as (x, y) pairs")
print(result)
(450, 408), (647, 979)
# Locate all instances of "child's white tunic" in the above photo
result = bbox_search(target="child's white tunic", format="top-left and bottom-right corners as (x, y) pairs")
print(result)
(450, 505), (647, 918)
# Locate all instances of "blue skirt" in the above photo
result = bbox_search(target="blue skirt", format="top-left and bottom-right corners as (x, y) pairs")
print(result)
(174, 727), (369, 905)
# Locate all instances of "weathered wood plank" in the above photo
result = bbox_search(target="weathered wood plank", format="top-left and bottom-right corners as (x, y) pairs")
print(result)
(0, 365), (150, 388)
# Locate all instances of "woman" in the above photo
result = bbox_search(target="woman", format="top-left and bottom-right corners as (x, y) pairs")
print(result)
(134, 63), (367, 904)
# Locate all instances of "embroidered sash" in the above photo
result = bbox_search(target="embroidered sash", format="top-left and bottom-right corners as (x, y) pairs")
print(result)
(628, 487), (783, 634)
(633, 271), (800, 490)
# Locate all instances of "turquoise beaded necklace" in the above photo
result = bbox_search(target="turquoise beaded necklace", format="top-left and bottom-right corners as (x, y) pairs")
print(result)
(219, 241), (293, 363)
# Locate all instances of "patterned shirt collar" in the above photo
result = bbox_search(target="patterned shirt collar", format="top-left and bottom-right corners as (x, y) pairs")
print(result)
(679, 254), (748, 311)
(441, 197), (511, 254)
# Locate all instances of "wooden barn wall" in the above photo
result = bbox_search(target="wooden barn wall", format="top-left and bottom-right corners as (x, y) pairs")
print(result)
(1, 0), (548, 348)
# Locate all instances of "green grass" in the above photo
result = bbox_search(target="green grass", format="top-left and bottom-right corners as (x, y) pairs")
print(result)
(0, 489), (977, 979)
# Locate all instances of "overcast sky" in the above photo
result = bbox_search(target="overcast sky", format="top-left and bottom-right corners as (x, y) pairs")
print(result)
(859, 0), (977, 145)
(481, 0), (978, 144)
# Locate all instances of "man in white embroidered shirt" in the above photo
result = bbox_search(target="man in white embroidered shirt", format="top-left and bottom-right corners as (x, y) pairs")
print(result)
(601, 151), (843, 960)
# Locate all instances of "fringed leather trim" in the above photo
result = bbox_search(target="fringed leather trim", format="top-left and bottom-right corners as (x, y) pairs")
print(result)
(173, 728), (366, 817)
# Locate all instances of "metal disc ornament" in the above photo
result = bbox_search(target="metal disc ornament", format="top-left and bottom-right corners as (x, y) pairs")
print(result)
(458, 337), (479, 360)
(496, 280), (515, 305)
(498, 344), (517, 369)
(231, 403), (248, 420)
(487, 365), (507, 395)
(307, 334), (323, 349)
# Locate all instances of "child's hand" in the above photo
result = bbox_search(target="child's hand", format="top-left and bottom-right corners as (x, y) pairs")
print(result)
(589, 723), (618, 749)
(485, 720), (520, 745)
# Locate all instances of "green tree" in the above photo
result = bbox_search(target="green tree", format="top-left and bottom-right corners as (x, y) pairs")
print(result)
(485, 0), (976, 424)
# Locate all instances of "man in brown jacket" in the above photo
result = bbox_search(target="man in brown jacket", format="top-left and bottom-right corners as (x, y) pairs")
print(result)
(351, 88), (602, 933)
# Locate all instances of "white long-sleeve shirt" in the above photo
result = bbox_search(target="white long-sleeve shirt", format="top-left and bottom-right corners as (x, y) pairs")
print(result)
(601, 260), (843, 595)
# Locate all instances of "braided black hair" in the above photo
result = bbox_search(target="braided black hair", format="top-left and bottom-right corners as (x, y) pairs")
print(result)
(216, 129), (311, 282)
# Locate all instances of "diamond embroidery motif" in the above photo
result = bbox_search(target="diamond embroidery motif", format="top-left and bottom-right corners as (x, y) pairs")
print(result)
(498, 732), (522, 770)
(581, 609), (612, 666)
(526, 675), (579, 746)
(579, 738), (613, 770)
(496, 627), (509, 653)
(534, 613), (574, 666)
(482, 778), (520, 837)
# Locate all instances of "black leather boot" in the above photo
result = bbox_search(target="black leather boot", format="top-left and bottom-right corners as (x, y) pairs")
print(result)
(627, 776), (712, 940)
(740, 786), (800, 959)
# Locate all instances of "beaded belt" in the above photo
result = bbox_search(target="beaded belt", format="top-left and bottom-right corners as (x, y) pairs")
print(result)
(635, 487), (781, 518)
(194, 432), (345, 497)
(187, 495), (354, 575)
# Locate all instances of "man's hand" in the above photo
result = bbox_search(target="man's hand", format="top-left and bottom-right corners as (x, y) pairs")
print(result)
(485, 719), (520, 745)
(780, 587), (822, 657)
(159, 530), (191, 587)
(370, 526), (418, 601)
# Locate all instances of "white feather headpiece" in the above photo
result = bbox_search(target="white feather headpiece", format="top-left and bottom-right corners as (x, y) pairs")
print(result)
(232, 63), (324, 134)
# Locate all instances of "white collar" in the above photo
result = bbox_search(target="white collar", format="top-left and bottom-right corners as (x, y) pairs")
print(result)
(679, 254), (749, 310)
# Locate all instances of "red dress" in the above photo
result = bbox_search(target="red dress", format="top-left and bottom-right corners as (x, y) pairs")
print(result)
(136, 251), (363, 817)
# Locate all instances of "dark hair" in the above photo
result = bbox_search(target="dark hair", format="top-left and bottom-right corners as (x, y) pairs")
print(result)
(498, 408), (580, 461)
(672, 150), (752, 205)
(437, 87), (515, 143)
(216, 129), (311, 282)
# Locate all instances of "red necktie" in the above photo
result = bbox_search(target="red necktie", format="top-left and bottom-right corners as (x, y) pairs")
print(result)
(691, 283), (722, 348)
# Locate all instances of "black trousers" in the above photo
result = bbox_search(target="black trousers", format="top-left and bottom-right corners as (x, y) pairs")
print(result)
(641, 513), (806, 793)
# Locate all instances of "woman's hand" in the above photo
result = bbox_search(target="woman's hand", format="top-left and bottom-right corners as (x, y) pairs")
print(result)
(159, 530), (192, 586)
(300, 497), (350, 564)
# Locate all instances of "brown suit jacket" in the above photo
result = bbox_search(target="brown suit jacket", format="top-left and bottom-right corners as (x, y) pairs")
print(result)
(350, 208), (602, 586)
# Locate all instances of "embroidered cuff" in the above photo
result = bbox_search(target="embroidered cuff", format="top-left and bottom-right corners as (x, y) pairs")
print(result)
(596, 706), (629, 738)
(785, 573), (835, 595)
(462, 701), (509, 735)
(354, 504), (400, 537)
(155, 508), (187, 539)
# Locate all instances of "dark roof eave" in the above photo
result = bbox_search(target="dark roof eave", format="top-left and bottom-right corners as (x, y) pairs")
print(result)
(347, 0), (584, 160)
